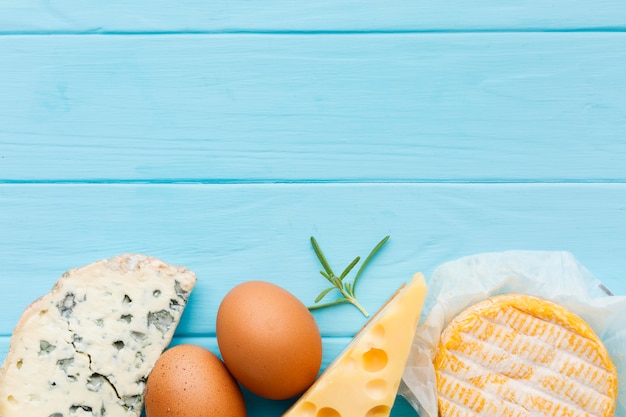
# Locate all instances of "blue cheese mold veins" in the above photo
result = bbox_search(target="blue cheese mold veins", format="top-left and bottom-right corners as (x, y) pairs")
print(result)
(0, 254), (197, 417)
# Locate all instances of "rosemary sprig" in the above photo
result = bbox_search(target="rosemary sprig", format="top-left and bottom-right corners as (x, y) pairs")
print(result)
(308, 235), (390, 317)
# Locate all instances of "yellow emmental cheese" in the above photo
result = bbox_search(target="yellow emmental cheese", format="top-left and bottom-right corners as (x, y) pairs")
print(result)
(282, 273), (428, 417)
(434, 294), (618, 417)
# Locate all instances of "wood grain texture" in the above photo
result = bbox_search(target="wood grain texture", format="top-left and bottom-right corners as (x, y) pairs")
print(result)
(2, 182), (625, 332)
(1, 0), (626, 33)
(2, 2), (626, 415)
(2, 33), (625, 182)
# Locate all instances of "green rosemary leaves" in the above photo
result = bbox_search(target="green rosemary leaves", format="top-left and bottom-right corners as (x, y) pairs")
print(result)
(308, 235), (390, 317)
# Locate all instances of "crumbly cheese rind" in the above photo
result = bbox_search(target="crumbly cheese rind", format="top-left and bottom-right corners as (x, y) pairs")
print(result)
(282, 272), (428, 417)
(0, 254), (197, 417)
(434, 294), (618, 417)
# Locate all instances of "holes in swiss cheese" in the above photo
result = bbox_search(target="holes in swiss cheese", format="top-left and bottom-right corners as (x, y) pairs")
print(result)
(362, 348), (387, 373)
(370, 324), (385, 344)
(365, 405), (390, 417)
(316, 407), (341, 417)
(365, 378), (387, 400)
(297, 401), (316, 417)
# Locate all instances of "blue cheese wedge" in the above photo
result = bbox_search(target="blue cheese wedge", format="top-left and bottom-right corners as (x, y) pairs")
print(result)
(0, 254), (197, 417)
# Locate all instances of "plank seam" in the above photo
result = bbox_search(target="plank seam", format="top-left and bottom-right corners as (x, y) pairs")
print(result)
(1, 179), (626, 185)
(1, 28), (626, 36)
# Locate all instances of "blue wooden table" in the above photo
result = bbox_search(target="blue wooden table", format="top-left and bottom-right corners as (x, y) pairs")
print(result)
(1, 2), (625, 416)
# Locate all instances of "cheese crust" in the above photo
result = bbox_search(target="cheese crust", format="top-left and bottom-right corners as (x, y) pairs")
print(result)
(434, 294), (618, 417)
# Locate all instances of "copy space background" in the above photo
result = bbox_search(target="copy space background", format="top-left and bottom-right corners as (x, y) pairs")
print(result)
(1, 2), (626, 416)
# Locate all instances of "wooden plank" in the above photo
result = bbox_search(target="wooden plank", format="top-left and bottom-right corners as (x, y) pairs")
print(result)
(1, 0), (625, 33)
(2, 182), (625, 336)
(1, 33), (626, 182)
(2, 182), (625, 416)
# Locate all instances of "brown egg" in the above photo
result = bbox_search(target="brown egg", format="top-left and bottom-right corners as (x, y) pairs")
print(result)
(216, 281), (322, 400)
(144, 344), (246, 417)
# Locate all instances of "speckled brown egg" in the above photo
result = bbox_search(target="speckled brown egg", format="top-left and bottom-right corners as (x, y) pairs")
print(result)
(144, 344), (246, 417)
(216, 281), (323, 400)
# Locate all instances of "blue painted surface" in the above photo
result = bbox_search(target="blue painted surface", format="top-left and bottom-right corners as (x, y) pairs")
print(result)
(1, 2), (626, 416)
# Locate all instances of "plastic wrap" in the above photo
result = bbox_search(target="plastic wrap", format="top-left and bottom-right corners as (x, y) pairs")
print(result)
(400, 250), (626, 417)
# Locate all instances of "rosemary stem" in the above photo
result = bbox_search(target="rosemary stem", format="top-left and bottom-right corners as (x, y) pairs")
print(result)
(308, 300), (345, 310)
(339, 287), (370, 317)
(351, 298), (370, 317)
(308, 235), (387, 318)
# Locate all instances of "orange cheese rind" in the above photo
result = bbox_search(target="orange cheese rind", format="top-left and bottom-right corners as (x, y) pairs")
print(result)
(434, 294), (618, 417)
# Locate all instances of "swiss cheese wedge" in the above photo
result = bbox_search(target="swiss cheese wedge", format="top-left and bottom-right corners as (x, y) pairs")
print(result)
(434, 294), (618, 417)
(282, 272), (428, 417)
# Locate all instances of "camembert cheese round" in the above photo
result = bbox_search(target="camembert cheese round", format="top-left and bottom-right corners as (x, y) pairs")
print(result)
(434, 294), (618, 417)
